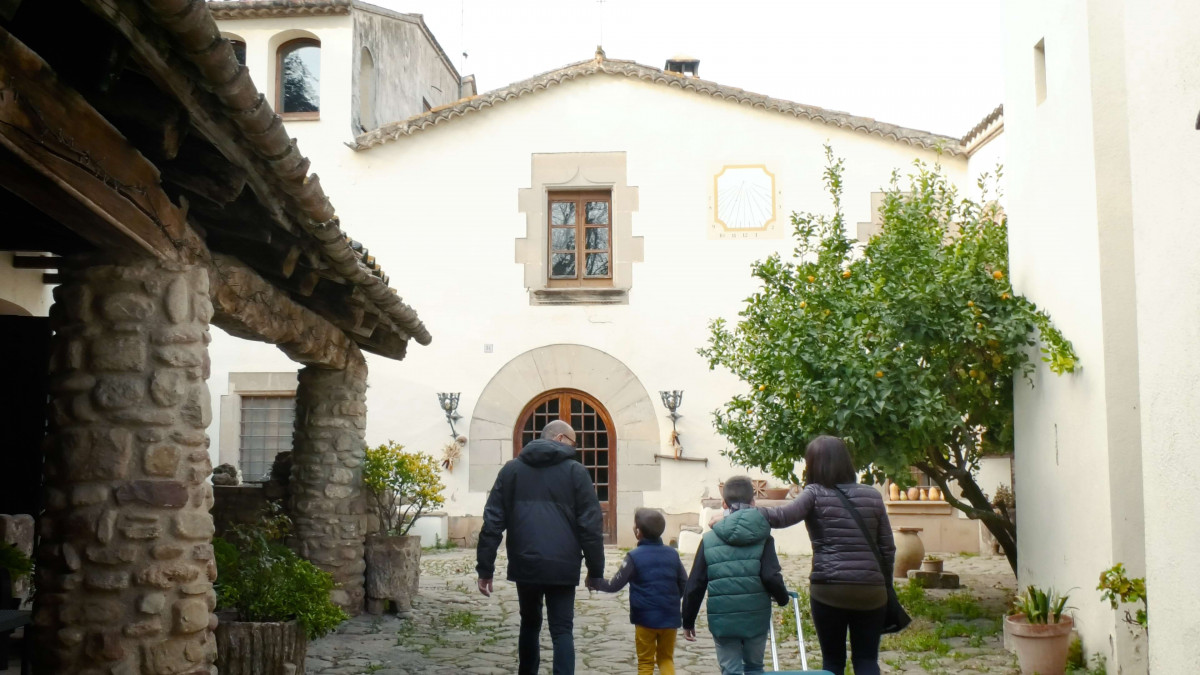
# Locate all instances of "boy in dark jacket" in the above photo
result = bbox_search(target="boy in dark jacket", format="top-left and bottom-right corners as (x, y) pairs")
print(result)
(476, 421), (605, 675)
(682, 476), (790, 675)
(588, 508), (687, 674)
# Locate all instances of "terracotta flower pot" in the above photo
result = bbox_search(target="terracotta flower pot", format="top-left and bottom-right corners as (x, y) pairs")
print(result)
(762, 487), (791, 500)
(1006, 614), (1074, 675)
(921, 558), (943, 574)
(893, 527), (925, 579)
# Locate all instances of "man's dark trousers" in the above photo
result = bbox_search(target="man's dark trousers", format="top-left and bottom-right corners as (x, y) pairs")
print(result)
(516, 583), (576, 674)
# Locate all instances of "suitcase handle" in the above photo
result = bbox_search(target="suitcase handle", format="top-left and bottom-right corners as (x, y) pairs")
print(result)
(769, 592), (810, 672)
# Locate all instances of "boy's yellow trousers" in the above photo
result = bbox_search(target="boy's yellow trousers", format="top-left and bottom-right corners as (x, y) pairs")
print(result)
(634, 626), (677, 675)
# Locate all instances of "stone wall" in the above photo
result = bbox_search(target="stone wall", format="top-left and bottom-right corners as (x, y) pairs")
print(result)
(290, 350), (369, 614)
(34, 258), (218, 674)
(210, 485), (270, 538)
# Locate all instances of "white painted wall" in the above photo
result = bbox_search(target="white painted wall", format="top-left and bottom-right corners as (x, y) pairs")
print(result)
(0, 253), (53, 316)
(206, 69), (976, 546)
(1003, 0), (1147, 670)
(1124, 1), (1200, 670)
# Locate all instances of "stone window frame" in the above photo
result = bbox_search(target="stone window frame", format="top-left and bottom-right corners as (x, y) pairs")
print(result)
(516, 152), (642, 305)
(217, 372), (298, 480)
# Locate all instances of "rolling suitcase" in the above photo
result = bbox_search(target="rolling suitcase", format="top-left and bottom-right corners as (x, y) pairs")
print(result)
(767, 591), (834, 674)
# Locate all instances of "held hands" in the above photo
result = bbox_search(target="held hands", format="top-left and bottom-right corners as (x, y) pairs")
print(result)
(682, 628), (697, 642)
(477, 578), (493, 597)
(584, 577), (600, 591)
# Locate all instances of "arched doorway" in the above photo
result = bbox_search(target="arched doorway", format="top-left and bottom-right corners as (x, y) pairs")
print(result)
(514, 388), (617, 543)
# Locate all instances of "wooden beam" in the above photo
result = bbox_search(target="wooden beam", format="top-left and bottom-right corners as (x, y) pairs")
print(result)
(12, 255), (62, 269)
(0, 25), (200, 262)
(208, 254), (382, 368)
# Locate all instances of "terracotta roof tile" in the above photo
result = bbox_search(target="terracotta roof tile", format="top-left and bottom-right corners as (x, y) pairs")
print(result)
(354, 55), (963, 155)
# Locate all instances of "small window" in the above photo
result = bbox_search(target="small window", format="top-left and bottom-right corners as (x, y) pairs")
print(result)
(359, 47), (376, 130)
(277, 38), (320, 119)
(239, 395), (295, 482)
(548, 190), (612, 286)
(230, 39), (247, 66)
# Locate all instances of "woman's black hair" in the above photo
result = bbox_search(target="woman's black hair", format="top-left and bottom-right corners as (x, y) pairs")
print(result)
(803, 435), (858, 488)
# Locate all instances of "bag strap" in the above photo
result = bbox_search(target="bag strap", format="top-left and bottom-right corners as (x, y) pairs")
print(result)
(832, 486), (890, 582)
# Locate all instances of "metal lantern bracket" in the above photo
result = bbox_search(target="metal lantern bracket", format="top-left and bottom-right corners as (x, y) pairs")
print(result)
(437, 392), (462, 440)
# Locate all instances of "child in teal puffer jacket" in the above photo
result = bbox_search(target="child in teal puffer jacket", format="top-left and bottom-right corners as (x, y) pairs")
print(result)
(681, 476), (790, 675)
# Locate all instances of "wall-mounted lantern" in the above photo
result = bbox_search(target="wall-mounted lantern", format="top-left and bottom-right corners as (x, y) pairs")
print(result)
(659, 390), (684, 458)
(437, 392), (462, 440)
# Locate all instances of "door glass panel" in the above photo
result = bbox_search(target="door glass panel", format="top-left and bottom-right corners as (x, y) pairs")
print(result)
(551, 228), (576, 251)
(550, 202), (576, 225)
(585, 227), (608, 250)
(585, 202), (609, 225)
(550, 253), (576, 278)
(585, 252), (609, 277)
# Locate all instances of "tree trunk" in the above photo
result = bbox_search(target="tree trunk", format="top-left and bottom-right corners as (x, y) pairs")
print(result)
(215, 617), (308, 675)
(917, 456), (1017, 573)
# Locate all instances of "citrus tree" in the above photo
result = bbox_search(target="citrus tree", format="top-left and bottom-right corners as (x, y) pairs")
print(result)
(363, 441), (446, 536)
(700, 148), (1077, 571)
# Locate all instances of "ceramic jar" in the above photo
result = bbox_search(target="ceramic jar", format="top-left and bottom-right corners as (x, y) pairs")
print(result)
(893, 527), (925, 579)
(888, 483), (900, 501)
(919, 488), (929, 501)
(907, 487), (921, 501)
(929, 486), (942, 501)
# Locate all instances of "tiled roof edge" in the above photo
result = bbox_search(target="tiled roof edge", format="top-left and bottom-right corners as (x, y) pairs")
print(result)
(153, 0), (431, 346)
(960, 104), (1004, 154)
(353, 56), (964, 155)
(208, 0), (351, 20)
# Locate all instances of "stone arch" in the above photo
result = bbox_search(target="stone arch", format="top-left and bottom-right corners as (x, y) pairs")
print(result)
(468, 344), (661, 546)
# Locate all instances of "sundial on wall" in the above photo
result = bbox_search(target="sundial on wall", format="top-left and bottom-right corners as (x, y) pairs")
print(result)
(711, 165), (781, 239)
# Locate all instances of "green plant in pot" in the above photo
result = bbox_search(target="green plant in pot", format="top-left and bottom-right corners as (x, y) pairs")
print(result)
(362, 441), (446, 615)
(213, 506), (348, 673)
(1005, 586), (1074, 675)
(0, 541), (33, 610)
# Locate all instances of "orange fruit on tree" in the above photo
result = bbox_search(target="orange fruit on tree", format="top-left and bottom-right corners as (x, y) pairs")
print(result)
(807, 275), (816, 283)
(967, 300), (974, 307)
(993, 270), (1004, 280)
(758, 384), (766, 391)
(1001, 292), (1011, 300)
(842, 269), (852, 279)
(799, 301), (807, 309)
(875, 370), (884, 378)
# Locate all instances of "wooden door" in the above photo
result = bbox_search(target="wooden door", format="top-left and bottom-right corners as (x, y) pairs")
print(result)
(514, 389), (617, 543)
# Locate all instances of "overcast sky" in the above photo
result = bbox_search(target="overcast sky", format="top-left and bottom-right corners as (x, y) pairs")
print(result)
(371, 0), (1003, 137)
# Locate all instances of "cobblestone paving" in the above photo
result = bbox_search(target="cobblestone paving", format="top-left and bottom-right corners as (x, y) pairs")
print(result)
(307, 548), (1020, 674)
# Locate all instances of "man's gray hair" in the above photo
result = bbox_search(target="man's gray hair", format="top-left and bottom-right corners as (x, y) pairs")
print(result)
(722, 476), (755, 506)
(541, 420), (575, 441)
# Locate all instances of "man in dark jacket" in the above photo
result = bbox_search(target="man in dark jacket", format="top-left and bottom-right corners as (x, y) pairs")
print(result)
(682, 476), (790, 675)
(476, 420), (605, 675)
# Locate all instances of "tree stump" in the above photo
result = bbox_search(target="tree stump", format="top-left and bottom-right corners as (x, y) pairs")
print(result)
(215, 618), (307, 675)
(365, 535), (421, 616)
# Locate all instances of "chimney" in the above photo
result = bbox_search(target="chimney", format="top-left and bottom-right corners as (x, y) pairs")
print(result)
(664, 55), (700, 78)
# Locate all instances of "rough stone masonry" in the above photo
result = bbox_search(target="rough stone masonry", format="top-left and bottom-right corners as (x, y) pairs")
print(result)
(291, 349), (371, 614)
(33, 257), (218, 674)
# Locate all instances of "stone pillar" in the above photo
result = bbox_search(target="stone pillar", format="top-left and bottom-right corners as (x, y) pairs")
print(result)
(33, 257), (217, 675)
(290, 349), (369, 614)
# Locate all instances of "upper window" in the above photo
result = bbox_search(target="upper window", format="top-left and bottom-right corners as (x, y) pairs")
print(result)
(359, 47), (376, 130)
(277, 38), (321, 119)
(230, 39), (247, 66)
(548, 191), (612, 286)
(239, 395), (295, 482)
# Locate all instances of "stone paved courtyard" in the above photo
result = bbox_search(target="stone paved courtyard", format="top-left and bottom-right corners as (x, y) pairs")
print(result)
(306, 547), (1020, 675)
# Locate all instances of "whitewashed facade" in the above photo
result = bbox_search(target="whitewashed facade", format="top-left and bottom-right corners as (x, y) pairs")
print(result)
(210, 2), (1014, 556)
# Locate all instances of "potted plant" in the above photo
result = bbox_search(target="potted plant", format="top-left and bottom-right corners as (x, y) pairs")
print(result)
(362, 441), (446, 616)
(921, 555), (944, 574)
(1005, 586), (1074, 675)
(761, 486), (791, 500)
(213, 507), (348, 674)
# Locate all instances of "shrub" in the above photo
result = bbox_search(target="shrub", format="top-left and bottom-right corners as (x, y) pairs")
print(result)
(0, 542), (32, 580)
(213, 511), (348, 639)
(363, 441), (446, 536)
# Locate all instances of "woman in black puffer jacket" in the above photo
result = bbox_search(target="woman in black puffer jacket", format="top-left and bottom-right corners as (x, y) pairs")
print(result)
(758, 435), (895, 675)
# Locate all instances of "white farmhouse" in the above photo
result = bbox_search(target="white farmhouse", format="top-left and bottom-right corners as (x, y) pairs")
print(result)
(209, 0), (1004, 557)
